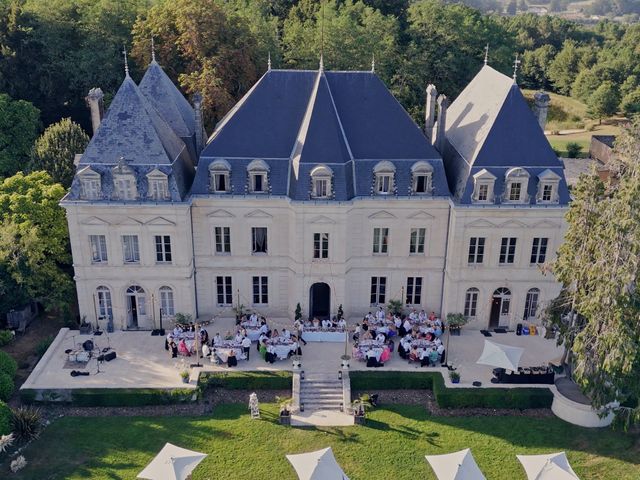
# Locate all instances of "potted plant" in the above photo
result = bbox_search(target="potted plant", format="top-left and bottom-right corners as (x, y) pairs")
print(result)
(387, 299), (403, 317)
(446, 313), (469, 336)
(340, 355), (351, 369)
(232, 304), (246, 324)
(291, 354), (302, 369)
(449, 370), (461, 384)
(277, 396), (292, 425)
(179, 370), (190, 384)
(294, 303), (302, 321)
(79, 315), (92, 334)
(352, 394), (373, 425)
(337, 304), (344, 320)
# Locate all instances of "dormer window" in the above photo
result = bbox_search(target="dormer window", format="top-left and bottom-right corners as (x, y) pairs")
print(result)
(247, 159), (269, 194)
(373, 161), (396, 196)
(472, 169), (496, 203)
(504, 167), (529, 203)
(310, 165), (332, 199)
(209, 159), (231, 193)
(146, 168), (169, 201)
(411, 161), (433, 194)
(111, 158), (137, 201)
(77, 166), (101, 200)
(536, 169), (561, 204)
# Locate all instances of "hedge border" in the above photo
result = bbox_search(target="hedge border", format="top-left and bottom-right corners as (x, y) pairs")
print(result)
(350, 371), (553, 410)
(20, 387), (197, 407)
(199, 371), (292, 390)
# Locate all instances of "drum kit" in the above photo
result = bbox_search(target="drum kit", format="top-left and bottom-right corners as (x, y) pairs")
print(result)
(66, 331), (115, 376)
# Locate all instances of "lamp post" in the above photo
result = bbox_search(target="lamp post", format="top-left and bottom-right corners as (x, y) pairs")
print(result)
(159, 307), (164, 336)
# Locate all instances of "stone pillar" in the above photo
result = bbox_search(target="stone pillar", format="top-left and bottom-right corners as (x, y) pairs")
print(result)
(425, 84), (438, 141)
(434, 94), (449, 154)
(533, 91), (550, 131)
(85, 88), (104, 136)
(193, 93), (205, 154)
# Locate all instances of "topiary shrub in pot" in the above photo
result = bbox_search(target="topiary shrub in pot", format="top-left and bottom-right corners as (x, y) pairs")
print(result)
(446, 313), (469, 336)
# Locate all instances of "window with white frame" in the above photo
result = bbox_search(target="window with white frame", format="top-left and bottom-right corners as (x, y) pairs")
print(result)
(372, 227), (389, 254)
(370, 276), (387, 305)
(499, 237), (517, 264)
(313, 233), (329, 259)
(96, 286), (113, 320)
(114, 176), (136, 200)
(78, 167), (101, 200)
(373, 161), (395, 195)
(411, 161), (433, 194)
(214, 226), (231, 254)
(251, 227), (268, 254)
(209, 160), (231, 193)
(468, 237), (485, 264)
(216, 276), (233, 306)
(147, 170), (169, 201)
(89, 235), (108, 263)
(310, 165), (332, 199)
(406, 277), (422, 305)
(524, 288), (540, 320)
(504, 167), (530, 203)
(409, 228), (426, 254)
(122, 235), (140, 263)
(472, 169), (496, 203)
(247, 159), (269, 194)
(159, 286), (175, 316)
(536, 169), (561, 204)
(155, 235), (172, 263)
(252, 276), (268, 304)
(464, 287), (479, 318)
(530, 237), (548, 264)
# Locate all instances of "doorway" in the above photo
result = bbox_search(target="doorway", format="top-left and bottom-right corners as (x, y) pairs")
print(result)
(309, 283), (331, 320)
(490, 288), (511, 328)
(126, 285), (146, 329)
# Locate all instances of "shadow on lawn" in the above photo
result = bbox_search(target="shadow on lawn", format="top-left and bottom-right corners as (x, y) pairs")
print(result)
(377, 405), (640, 465)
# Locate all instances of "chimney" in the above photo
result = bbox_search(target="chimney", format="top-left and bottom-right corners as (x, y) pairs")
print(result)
(85, 88), (104, 136)
(425, 84), (438, 140)
(434, 94), (449, 154)
(533, 91), (550, 131)
(193, 93), (205, 155)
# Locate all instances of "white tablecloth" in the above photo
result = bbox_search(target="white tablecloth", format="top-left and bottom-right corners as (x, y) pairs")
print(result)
(214, 347), (245, 362)
(245, 329), (261, 342)
(273, 344), (295, 360)
(303, 330), (346, 342)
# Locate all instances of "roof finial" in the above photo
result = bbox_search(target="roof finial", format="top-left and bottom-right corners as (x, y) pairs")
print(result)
(151, 36), (156, 63)
(512, 53), (521, 83)
(122, 46), (130, 77)
(268, 51), (271, 71)
(371, 53), (375, 73)
(484, 44), (489, 66)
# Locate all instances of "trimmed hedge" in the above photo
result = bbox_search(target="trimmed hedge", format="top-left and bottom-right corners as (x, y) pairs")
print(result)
(70, 388), (196, 407)
(0, 400), (10, 435)
(0, 351), (18, 378)
(200, 371), (292, 390)
(350, 371), (553, 410)
(0, 372), (14, 401)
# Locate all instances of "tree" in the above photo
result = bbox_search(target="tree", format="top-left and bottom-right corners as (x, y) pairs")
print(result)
(0, 171), (73, 313)
(549, 119), (640, 426)
(0, 94), (40, 178)
(620, 89), (640, 118)
(29, 118), (89, 188)
(520, 44), (556, 90)
(548, 40), (583, 95)
(587, 81), (619, 124)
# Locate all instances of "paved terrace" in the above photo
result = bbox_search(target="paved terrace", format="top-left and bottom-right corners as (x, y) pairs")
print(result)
(24, 316), (562, 391)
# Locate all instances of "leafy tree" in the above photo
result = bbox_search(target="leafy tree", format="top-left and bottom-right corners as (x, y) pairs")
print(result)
(620, 74), (639, 98)
(550, 120), (640, 426)
(29, 118), (89, 188)
(565, 142), (583, 158)
(620, 89), (640, 118)
(587, 81), (619, 124)
(548, 40), (583, 95)
(0, 171), (73, 313)
(571, 69), (601, 104)
(520, 44), (556, 89)
(0, 94), (40, 178)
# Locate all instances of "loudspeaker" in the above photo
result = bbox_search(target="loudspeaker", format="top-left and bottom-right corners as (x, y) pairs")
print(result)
(151, 329), (160, 336)
(97, 354), (105, 362)
(516, 323), (523, 336)
(104, 351), (117, 362)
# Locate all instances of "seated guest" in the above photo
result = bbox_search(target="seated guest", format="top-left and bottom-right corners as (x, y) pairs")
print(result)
(312, 317), (320, 328)
(366, 349), (381, 368)
(291, 340), (301, 356)
(419, 348), (430, 367)
(178, 339), (190, 356)
(189, 323), (196, 332)
(224, 330), (234, 340)
(259, 341), (267, 360)
(394, 315), (402, 329)
(379, 346), (391, 363)
(173, 325), (183, 337)
(249, 312), (259, 326)
(337, 317), (346, 329)
(234, 331), (243, 344)
(271, 328), (280, 339)
(409, 346), (419, 363)
(375, 332), (386, 344)
(240, 327), (247, 337)
(362, 330), (373, 340)
(213, 332), (222, 346)
(419, 310), (427, 323)
(266, 344), (276, 364)
(429, 311), (437, 322)
(376, 307), (386, 323)
(282, 328), (291, 340)
(366, 312), (375, 322)
(409, 309), (418, 322)
(165, 333), (173, 351)
(169, 340), (178, 358)
(402, 318), (412, 336)
(433, 325), (443, 337)
(199, 328), (209, 345)
(227, 349), (237, 367)
(362, 319), (369, 332)
(202, 343), (211, 357)
(352, 323), (361, 342)
(259, 321), (269, 335)
(258, 332), (268, 351)
(429, 347), (439, 367)
(321, 318), (330, 329)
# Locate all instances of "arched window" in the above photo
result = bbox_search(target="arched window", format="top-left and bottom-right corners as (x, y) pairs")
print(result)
(310, 165), (333, 199)
(96, 286), (112, 320)
(159, 286), (175, 316)
(536, 169), (561, 204)
(411, 161), (433, 194)
(247, 159), (269, 194)
(472, 169), (496, 203)
(524, 288), (540, 320)
(493, 287), (512, 315)
(504, 167), (530, 203)
(209, 159), (231, 193)
(373, 161), (396, 195)
(464, 287), (479, 318)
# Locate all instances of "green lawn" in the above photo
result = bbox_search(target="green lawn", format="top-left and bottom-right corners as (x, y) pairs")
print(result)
(4, 404), (639, 479)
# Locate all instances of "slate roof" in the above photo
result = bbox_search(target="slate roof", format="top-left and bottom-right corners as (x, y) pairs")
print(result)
(443, 65), (570, 205)
(194, 69), (447, 201)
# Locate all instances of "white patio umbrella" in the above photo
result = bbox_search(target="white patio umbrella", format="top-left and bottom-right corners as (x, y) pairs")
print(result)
(425, 448), (487, 480)
(286, 447), (349, 480)
(137, 443), (207, 480)
(516, 452), (580, 480)
(476, 340), (524, 371)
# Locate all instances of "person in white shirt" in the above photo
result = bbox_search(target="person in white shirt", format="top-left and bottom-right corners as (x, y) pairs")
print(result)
(241, 336), (252, 360)
(366, 312), (375, 322)
(353, 323), (361, 342)
(409, 309), (418, 322)
(375, 332), (386, 344)
(234, 332), (243, 344)
(282, 328), (291, 340)
(202, 343), (211, 358)
(437, 343), (445, 364)
(321, 318), (329, 329)
(418, 310), (427, 323)
(376, 307), (385, 323)
(337, 318), (346, 329)
(259, 322), (268, 335)
(173, 326), (182, 337)
(213, 333), (222, 346)
(403, 318), (412, 334)
(249, 313), (258, 326)
(394, 316), (402, 329)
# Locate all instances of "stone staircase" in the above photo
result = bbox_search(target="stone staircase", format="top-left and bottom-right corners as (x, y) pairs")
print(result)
(299, 372), (344, 411)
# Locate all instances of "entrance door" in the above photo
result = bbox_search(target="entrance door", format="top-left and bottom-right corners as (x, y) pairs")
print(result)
(490, 288), (511, 328)
(126, 285), (146, 329)
(309, 283), (331, 320)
